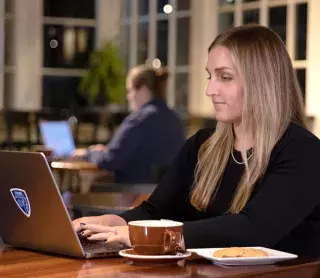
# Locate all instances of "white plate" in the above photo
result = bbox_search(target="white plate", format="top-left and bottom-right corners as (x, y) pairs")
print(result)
(188, 247), (297, 266)
(119, 249), (192, 260)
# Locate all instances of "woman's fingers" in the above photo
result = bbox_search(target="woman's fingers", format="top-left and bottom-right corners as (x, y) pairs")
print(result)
(81, 229), (93, 237)
(106, 235), (132, 247)
(82, 224), (115, 233)
(86, 232), (112, 241)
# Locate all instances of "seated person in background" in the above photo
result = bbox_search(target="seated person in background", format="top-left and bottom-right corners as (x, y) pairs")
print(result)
(72, 65), (185, 183)
(73, 25), (320, 257)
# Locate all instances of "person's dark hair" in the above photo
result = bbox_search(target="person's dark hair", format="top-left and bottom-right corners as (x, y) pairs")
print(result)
(127, 65), (169, 99)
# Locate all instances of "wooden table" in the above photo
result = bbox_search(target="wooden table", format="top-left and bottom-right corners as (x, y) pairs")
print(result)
(1, 247), (320, 277)
(50, 160), (103, 193)
(50, 161), (99, 172)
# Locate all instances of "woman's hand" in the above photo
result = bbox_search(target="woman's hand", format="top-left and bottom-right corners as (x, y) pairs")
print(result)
(73, 214), (127, 232)
(71, 148), (87, 158)
(80, 223), (132, 247)
(89, 144), (108, 152)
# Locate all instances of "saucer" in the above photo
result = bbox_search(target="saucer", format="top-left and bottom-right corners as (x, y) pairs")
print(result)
(119, 249), (192, 266)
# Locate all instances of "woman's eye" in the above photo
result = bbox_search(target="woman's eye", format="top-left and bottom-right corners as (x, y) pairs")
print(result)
(220, 75), (232, 81)
(207, 74), (211, 80)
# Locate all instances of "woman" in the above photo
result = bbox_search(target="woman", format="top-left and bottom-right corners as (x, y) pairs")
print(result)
(72, 65), (185, 183)
(73, 25), (320, 257)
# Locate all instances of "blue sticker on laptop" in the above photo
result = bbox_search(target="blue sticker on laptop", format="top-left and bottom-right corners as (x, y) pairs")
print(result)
(10, 188), (31, 217)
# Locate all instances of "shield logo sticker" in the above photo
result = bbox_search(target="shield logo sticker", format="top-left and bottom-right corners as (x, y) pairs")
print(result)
(10, 188), (31, 217)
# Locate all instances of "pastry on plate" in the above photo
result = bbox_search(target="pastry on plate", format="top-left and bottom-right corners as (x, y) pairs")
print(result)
(213, 247), (269, 258)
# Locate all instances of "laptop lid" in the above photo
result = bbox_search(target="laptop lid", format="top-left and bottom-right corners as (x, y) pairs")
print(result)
(39, 121), (75, 157)
(0, 151), (86, 257)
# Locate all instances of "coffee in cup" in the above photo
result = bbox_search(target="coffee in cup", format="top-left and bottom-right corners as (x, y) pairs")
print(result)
(128, 220), (184, 255)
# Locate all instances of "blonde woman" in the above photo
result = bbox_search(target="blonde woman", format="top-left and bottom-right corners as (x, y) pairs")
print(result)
(73, 25), (320, 257)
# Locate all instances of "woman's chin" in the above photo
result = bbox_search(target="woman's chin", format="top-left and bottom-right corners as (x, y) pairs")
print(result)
(215, 114), (239, 124)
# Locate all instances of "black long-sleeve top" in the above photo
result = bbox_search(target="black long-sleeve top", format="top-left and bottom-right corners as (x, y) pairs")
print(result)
(120, 123), (320, 257)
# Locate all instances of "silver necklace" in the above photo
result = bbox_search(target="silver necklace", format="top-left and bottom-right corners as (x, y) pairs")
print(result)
(231, 148), (254, 165)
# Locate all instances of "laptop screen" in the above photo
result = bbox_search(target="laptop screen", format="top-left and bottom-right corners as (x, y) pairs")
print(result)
(39, 121), (76, 157)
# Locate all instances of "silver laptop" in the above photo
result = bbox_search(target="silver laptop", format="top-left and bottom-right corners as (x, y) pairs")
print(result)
(39, 120), (76, 159)
(0, 150), (127, 258)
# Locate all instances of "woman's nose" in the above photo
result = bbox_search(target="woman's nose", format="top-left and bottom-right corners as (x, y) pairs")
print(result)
(206, 80), (220, 97)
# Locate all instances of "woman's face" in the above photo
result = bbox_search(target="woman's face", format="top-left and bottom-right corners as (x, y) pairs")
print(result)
(206, 46), (244, 124)
(126, 80), (146, 112)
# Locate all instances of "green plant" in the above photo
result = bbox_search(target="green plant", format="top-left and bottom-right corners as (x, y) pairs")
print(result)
(79, 41), (126, 104)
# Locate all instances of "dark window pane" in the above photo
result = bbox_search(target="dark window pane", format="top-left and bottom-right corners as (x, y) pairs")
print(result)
(137, 22), (148, 64)
(44, 0), (95, 19)
(243, 9), (259, 25)
(177, 18), (189, 65)
(5, 0), (14, 13)
(175, 73), (188, 112)
(218, 0), (235, 7)
(156, 20), (168, 66)
(296, 69), (306, 101)
(158, 0), (169, 13)
(138, 0), (149, 16)
(219, 13), (234, 34)
(123, 0), (132, 18)
(120, 24), (130, 71)
(43, 76), (82, 110)
(43, 25), (95, 68)
(4, 73), (15, 108)
(177, 0), (190, 11)
(295, 4), (307, 60)
(269, 6), (287, 44)
(5, 19), (15, 66)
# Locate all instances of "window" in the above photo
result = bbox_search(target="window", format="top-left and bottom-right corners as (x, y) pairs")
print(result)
(296, 4), (308, 60)
(41, 0), (97, 111)
(269, 6), (287, 44)
(217, 0), (309, 103)
(176, 18), (190, 65)
(138, 0), (149, 16)
(137, 22), (149, 64)
(122, 0), (191, 111)
(156, 20), (169, 66)
(219, 13), (234, 34)
(296, 69), (306, 101)
(175, 73), (189, 113)
(43, 25), (95, 68)
(42, 76), (82, 109)
(5, 18), (15, 66)
(157, 0), (170, 13)
(44, 0), (95, 19)
(243, 9), (259, 25)
(177, 0), (190, 11)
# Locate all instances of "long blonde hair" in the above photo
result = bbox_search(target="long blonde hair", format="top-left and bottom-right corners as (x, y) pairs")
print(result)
(191, 25), (306, 214)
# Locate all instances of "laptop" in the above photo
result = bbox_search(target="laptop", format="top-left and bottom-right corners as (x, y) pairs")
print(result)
(39, 120), (76, 159)
(0, 151), (127, 258)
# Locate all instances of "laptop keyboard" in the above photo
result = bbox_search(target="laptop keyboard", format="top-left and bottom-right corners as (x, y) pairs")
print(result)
(79, 237), (127, 254)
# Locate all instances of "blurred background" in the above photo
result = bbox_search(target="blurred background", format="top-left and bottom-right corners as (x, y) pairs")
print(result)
(0, 0), (316, 216)
(0, 0), (316, 146)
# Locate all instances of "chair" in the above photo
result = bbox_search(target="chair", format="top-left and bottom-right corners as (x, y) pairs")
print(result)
(3, 110), (34, 150)
(74, 109), (101, 146)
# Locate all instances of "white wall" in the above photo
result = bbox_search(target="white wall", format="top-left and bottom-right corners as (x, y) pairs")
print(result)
(189, 0), (217, 118)
(0, 0), (4, 109)
(11, 0), (42, 110)
(96, 0), (122, 48)
(306, 0), (320, 137)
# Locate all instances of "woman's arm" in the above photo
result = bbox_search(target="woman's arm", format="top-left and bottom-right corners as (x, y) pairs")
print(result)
(182, 135), (320, 249)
